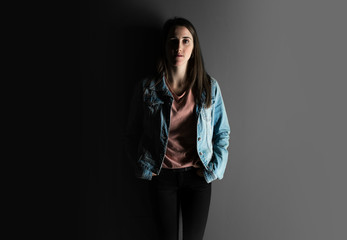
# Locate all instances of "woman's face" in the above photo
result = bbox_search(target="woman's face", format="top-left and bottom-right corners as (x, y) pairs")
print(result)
(165, 26), (194, 69)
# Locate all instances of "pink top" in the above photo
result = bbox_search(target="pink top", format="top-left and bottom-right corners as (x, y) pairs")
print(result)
(162, 80), (203, 169)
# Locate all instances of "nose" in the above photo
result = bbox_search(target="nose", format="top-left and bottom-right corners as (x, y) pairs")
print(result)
(176, 42), (182, 53)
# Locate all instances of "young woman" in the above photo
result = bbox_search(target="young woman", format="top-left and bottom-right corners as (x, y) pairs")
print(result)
(126, 17), (230, 240)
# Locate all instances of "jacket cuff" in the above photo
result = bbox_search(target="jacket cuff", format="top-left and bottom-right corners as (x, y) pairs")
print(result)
(135, 165), (153, 180)
(203, 169), (217, 183)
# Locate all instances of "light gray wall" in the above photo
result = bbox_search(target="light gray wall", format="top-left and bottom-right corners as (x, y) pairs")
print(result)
(81, 0), (347, 239)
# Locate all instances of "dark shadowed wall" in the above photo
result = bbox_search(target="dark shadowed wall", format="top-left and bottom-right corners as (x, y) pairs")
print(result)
(80, 0), (347, 239)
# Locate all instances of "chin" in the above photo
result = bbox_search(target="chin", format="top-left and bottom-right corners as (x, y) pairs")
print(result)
(173, 61), (187, 67)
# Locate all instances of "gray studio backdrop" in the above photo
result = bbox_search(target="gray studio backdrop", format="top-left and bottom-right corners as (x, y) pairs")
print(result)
(84, 0), (347, 239)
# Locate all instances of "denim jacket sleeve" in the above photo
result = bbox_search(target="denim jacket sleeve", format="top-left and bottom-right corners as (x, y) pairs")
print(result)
(203, 80), (231, 183)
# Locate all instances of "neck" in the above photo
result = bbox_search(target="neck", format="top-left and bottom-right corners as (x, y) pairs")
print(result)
(168, 65), (188, 87)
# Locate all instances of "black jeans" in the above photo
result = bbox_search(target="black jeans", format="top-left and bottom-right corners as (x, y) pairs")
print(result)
(149, 167), (212, 240)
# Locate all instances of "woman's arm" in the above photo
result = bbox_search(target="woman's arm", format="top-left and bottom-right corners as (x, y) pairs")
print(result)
(206, 81), (231, 182)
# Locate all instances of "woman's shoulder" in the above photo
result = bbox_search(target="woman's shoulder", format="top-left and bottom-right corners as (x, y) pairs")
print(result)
(208, 76), (225, 101)
(209, 76), (217, 85)
(208, 76), (220, 91)
(139, 74), (162, 89)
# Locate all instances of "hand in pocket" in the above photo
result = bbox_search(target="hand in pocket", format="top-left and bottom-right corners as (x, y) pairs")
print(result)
(196, 168), (204, 177)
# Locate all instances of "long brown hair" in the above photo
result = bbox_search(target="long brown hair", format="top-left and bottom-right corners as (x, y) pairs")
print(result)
(157, 17), (212, 108)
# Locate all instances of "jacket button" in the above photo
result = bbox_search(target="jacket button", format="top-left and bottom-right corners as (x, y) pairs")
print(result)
(198, 137), (201, 141)
(199, 152), (203, 155)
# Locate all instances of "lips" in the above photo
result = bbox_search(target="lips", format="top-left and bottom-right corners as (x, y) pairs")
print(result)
(175, 54), (183, 57)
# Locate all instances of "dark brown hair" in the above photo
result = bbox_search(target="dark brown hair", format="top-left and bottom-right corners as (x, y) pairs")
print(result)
(157, 17), (212, 108)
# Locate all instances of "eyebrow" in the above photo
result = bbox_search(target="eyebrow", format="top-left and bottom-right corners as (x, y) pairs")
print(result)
(169, 36), (192, 39)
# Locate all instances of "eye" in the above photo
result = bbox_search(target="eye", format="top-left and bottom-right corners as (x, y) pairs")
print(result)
(168, 38), (179, 46)
(183, 39), (190, 44)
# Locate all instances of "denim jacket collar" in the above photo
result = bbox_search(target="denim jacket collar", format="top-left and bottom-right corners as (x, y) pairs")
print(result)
(145, 74), (216, 116)
(146, 75), (173, 98)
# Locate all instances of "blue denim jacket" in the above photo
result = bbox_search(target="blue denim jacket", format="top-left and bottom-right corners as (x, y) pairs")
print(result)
(126, 75), (230, 183)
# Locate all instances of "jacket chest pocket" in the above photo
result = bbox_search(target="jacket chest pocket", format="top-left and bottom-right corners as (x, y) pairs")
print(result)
(143, 98), (164, 141)
(147, 102), (162, 115)
(144, 98), (164, 116)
